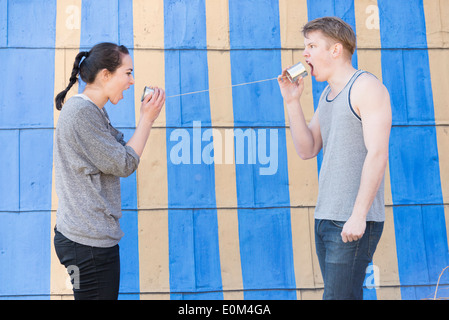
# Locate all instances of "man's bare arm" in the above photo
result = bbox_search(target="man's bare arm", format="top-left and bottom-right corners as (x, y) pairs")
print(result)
(341, 74), (392, 243)
(278, 70), (322, 160)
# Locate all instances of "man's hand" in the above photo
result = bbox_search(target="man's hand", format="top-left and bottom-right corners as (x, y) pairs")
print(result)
(277, 68), (305, 104)
(341, 215), (366, 243)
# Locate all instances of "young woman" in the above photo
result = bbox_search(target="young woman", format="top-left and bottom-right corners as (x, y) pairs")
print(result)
(53, 42), (165, 300)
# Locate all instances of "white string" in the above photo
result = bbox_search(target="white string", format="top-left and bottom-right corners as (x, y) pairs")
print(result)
(165, 76), (284, 99)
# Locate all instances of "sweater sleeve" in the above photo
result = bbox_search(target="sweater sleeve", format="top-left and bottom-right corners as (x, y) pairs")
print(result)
(72, 106), (140, 178)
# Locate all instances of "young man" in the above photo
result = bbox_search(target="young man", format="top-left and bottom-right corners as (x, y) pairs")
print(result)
(278, 17), (391, 299)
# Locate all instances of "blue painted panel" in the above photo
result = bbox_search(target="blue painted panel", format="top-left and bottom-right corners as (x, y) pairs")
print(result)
(80, 0), (119, 47)
(168, 209), (223, 294)
(421, 205), (449, 284)
(228, 0), (284, 127)
(0, 49), (55, 129)
(166, 126), (217, 208)
(362, 287), (377, 300)
(379, 50), (407, 125)
(168, 210), (195, 291)
(228, 1), (290, 207)
(164, 0), (222, 297)
(230, 50), (285, 127)
(401, 284), (449, 300)
(118, 0), (134, 48)
(394, 205), (449, 294)
(171, 291), (223, 300)
(192, 210), (222, 292)
(164, 5), (215, 208)
(228, 0), (295, 299)
(388, 127), (443, 205)
(165, 50), (212, 127)
(244, 289), (296, 300)
(238, 208), (296, 299)
(229, 0), (281, 49)
(19, 129), (53, 211)
(0, 0), (7, 47)
(403, 49), (435, 124)
(163, 0), (207, 49)
(234, 127), (290, 207)
(414, 285), (442, 300)
(118, 293), (140, 300)
(0, 130), (19, 211)
(0, 211), (51, 297)
(379, 1), (448, 298)
(119, 210), (140, 294)
(429, 284), (449, 300)
(393, 206), (429, 286)
(381, 50), (436, 126)
(378, 0), (427, 49)
(7, 0), (56, 48)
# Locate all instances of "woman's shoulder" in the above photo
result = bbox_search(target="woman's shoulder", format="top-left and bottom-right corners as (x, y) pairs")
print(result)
(60, 96), (102, 120)
(57, 96), (104, 133)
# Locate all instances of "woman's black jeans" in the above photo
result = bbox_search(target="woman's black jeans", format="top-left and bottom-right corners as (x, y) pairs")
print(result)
(54, 228), (120, 300)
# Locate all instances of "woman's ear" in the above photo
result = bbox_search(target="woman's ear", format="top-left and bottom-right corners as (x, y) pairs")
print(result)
(99, 68), (112, 83)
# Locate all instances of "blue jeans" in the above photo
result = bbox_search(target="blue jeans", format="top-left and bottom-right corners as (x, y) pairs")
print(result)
(315, 219), (384, 300)
(54, 228), (120, 300)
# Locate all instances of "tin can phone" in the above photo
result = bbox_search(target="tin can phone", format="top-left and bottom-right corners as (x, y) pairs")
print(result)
(286, 62), (308, 83)
(141, 86), (155, 102)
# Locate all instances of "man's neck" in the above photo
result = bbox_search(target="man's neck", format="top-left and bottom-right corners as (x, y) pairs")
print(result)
(326, 62), (357, 99)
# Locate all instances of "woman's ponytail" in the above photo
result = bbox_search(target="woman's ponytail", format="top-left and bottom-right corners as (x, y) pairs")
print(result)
(54, 51), (89, 110)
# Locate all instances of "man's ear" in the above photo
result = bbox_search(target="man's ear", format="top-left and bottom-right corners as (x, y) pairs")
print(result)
(331, 43), (344, 58)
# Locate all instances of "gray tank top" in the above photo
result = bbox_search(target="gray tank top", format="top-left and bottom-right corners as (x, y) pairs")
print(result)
(314, 70), (385, 222)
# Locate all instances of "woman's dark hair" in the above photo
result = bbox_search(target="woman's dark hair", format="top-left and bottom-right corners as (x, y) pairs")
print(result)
(55, 42), (129, 110)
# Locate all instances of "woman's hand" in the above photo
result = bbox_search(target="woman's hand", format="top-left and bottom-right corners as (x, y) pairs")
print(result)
(126, 86), (166, 157)
(140, 87), (166, 123)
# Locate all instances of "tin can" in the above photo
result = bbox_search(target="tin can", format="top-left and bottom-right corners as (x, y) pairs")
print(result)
(141, 86), (155, 102)
(286, 62), (308, 83)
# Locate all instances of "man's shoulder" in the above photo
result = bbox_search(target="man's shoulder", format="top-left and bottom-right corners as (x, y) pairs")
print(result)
(353, 72), (387, 94)
(351, 72), (389, 105)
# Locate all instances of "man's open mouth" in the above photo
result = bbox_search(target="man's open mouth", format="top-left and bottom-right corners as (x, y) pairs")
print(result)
(306, 61), (314, 75)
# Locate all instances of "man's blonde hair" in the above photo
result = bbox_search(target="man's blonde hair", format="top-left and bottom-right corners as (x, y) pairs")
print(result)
(302, 16), (356, 57)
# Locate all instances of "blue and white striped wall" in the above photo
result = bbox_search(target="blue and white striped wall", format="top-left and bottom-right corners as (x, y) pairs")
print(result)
(0, 0), (448, 300)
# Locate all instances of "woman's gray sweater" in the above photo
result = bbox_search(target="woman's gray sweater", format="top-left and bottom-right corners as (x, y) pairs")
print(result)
(54, 95), (140, 247)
